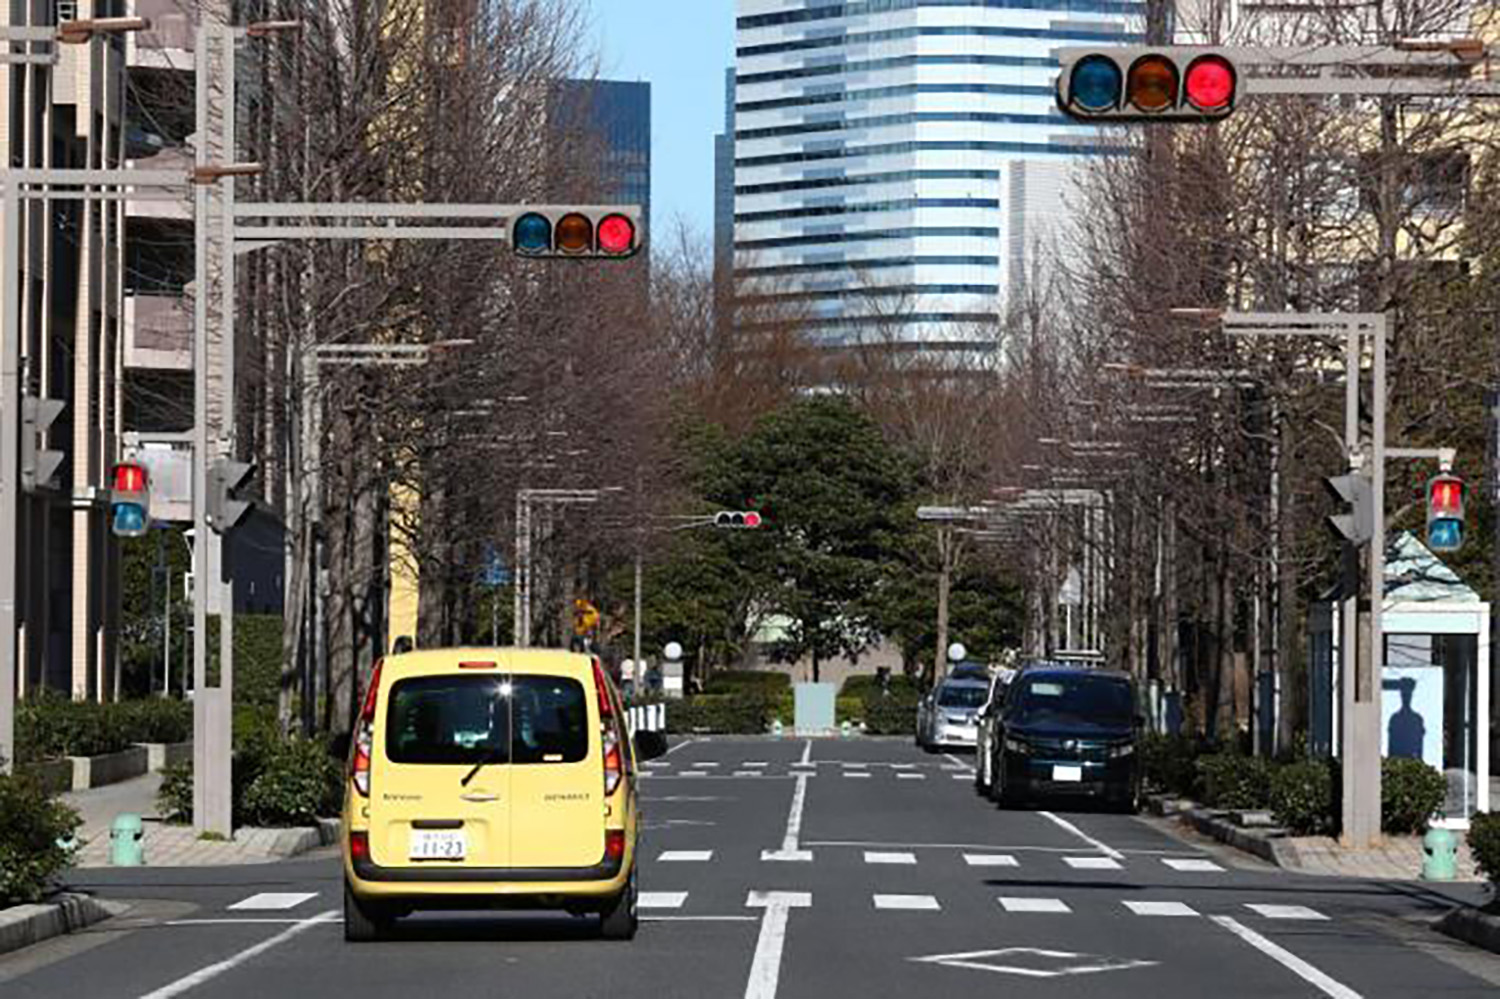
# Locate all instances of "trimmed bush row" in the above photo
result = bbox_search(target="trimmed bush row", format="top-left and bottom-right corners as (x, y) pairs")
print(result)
(1469, 812), (1500, 894)
(0, 769), (81, 906)
(1140, 734), (1449, 836)
(16, 693), (192, 764)
(652, 671), (924, 736)
(158, 721), (341, 829)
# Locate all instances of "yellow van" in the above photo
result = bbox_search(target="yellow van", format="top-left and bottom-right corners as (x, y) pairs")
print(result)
(340, 648), (656, 941)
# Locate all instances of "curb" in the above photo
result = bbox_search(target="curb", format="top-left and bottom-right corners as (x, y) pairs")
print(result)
(265, 818), (342, 859)
(0, 892), (117, 957)
(1147, 793), (1295, 867)
(1436, 905), (1500, 956)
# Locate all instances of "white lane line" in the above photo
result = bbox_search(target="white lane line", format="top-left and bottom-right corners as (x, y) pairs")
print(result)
(1245, 904), (1329, 921)
(998, 897), (1071, 914)
(681, 771), (711, 778)
(890, 763), (916, 770)
(897, 773), (926, 781)
(1124, 901), (1199, 917)
(697, 762), (721, 768)
(665, 738), (696, 755)
(166, 918), (328, 926)
(942, 752), (973, 771)
(844, 772), (872, 779)
(1038, 811), (1126, 860)
(963, 853), (1019, 867)
(1064, 856), (1123, 871)
(639, 892), (689, 909)
(799, 739), (812, 765)
(137, 910), (339, 999)
(873, 894), (941, 911)
(644, 761), (672, 768)
(644, 915), (758, 922)
(761, 772), (813, 861)
(1211, 915), (1361, 999)
(1163, 858), (1225, 873)
(842, 762), (868, 769)
(744, 892), (813, 999)
(950, 774), (970, 780)
(743, 762), (769, 768)
(658, 850), (714, 862)
(227, 892), (317, 911)
(863, 851), (918, 865)
(734, 771), (762, 777)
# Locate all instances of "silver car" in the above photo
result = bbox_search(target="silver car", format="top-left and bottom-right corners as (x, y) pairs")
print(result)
(916, 677), (989, 751)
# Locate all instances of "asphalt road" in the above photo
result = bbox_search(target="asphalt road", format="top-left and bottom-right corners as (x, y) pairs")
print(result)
(6, 736), (1500, 998)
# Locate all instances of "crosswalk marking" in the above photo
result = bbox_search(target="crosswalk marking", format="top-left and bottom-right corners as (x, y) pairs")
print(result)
(734, 771), (761, 777)
(1064, 856), (1123, 870)
(227, 892), (317, 911)
(873, 894), (941, 911)
(890, 763), (916, 770)
(1245, 904), (1328, 921)
(864, 851), (918, 865)
(844, 772), (872, 779)
(644, 761), (671, 768)
(998, 897), (1071, 914)
(897, 773), (925, 780)
(842, 762), (868, 769)
(743, 762), (769, 768)
(639, 892), (688, 909)
(1124, 901), (1199, 917)
(1163, 858), (1225, 872)
(681, 771), (711, 778)
(963, 853), (1019, 867)
(950, 774), (970, 780)
(697, 762), (720, 768)
(658, 850), (714, 862)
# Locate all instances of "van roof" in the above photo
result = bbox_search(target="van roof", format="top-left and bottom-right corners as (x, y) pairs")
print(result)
(378, 647), (597, 680)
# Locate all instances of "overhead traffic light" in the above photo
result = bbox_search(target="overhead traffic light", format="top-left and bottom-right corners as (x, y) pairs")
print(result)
(512, 208), (642, 258)
(714, 510), (763, 529)
(1426, 473), (1464, 552)
(20, 395), (65, 492)
(206, 459), (255, 534)
(1057, 47), (1238, 122)
(1325, 471), (1373, 545)
(110, 462), (151, 538)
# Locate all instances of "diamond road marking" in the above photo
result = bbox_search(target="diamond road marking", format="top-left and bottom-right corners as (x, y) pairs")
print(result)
(998, 897), (1071, 914)
(1163, 858), (1225, 873)
(964, 853), (1019, 867)
(227, 892), (317, 911)
(874, 894), (941, 911)
(865, 851), (918, 865)
(1124, 901), (1199, 917)
(897, 773), (926, 780)
(658, 850), (713, 862)
(911, 947), (1157, 979)
(639, 892), (688, 909)
(1245, 904), (1329, 921)
(1065, 856), (1123, 870)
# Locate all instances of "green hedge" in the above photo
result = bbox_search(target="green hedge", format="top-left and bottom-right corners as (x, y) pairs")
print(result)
(703, 671), (791, 695)
(1468, 812), (1500, 895)
(158, 728), (342, 828)
(16, 693), (194, 763)
(1270, 759), (1337, 835)
(1382, 757), (1446, 834)
(840, 674), (921, 700)
(1197, 753), (1275, 811)
(0, 771), (81, 905)
(1139, 734), (1201, 796)
(664, 694), (778, 735)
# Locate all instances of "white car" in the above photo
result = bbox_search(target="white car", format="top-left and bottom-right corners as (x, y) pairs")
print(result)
(916, 677), (989, 751)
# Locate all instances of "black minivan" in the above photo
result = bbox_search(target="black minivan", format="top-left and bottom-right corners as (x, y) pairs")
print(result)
(987, 666), (1141, 812)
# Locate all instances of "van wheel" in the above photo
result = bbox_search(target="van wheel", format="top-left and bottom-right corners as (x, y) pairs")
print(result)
(599, 866), (639, 941)
(344, 881), (393, 943)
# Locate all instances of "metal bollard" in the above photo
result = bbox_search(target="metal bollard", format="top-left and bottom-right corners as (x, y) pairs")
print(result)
(772, 718), (783, 738)
(841, 720), (852, 738)
(110, 813), (145, 866)
(1422, 825), (1458, 881)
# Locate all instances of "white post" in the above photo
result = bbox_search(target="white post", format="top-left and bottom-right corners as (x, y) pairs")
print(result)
(0, 187), (20, 772)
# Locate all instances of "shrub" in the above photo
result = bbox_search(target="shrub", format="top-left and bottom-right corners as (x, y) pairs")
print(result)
(860, 695), (919, 736)
(157, 759), (194, 823)
(1381, 756), (1447, 834)
(702, 671), (791, 695)
(0, 771), (81, 905)
(1270, 759), (1337, 835)
(240, 739), (343, 828)
(16, 693), (132, 762)
(1139, 734), (1201, 796)
(1196, 753), (1274, 810)
(1467, 812), (1500, 894)
(840, 674), (921, 700)
(665, 694), (775, 734)
(117, 698), (192, 744)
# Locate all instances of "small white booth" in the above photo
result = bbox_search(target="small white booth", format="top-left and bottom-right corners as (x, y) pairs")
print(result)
(1308, 532), (1491, 827)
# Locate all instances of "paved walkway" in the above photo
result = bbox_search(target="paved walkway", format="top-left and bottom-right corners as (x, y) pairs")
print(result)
(60, 773), (328, 868)
(1280, 833), (1483, 881)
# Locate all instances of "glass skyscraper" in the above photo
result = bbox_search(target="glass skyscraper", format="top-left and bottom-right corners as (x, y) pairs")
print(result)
(732, 0), (1143, 348)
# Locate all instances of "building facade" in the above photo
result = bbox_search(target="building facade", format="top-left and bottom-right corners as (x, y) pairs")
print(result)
(550, 78), (651, 220)
(731, 0), (1143, 349)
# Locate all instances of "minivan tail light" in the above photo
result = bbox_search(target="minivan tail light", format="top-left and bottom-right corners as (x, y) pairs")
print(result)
(350, 830), (370, 862)
(603, 732), (623, 796)
(350, 658), (384, 797)
(605, 828), (625, 862)
(592, 657), (624, 795)
(590, 657), (616, 720)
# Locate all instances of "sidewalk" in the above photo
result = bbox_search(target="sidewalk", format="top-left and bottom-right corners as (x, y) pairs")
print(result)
(1279, 834), (1482, 881)
(60, 774), (336, 868)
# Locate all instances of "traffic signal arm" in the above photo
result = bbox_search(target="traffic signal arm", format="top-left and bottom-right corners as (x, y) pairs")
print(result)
(1057, 46), (1238, 122)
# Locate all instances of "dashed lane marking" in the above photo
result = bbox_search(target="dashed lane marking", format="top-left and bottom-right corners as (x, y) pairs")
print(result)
(844, 772), (872, 779)
(842, 762), (868, 769)
(137, 911), (339, 999)
(734, 771), (762, 777)
(1124, 901), (1199, 917)
(226, 893), (317, 911)
(963, 853), (1019, 867)
(864, 851), (918, 865)
(897, 773), (926, 780)
(874, 894), (941, 911)
(1064, 856), (1123, 871)
(950, 774), (970, 780)
(998, 897), (1072, 914)
(1163, 858), (1225, 873)
(743, 762), (769, 768)
(639, 892), (689, 909)
(658, 850), (714, 862)
(1245, 904), (1329, 921)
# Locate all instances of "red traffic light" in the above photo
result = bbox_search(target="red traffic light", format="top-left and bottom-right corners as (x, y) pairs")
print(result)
(1428, 474), (1464, 519)
(598, 214), (636, 255)
(512, 208), (642, 258)
(112, 462), (147, 494)
(1058, 47), (1238, 122)
(1184, 54), (1236, 111)
(744, 511), (762, 528)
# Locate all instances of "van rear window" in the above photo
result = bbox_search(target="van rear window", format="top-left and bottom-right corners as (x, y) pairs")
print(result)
(385, 675), (588, 765)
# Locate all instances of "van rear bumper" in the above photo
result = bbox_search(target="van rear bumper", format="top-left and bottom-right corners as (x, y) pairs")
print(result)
(351, 853), (623, 884)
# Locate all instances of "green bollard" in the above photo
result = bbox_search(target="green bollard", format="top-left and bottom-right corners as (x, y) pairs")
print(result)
(110, 813), (145, 867)
(841, 720), (852, 739)
(772, 718), (784, 738)
(1421, 825), (1457, 881)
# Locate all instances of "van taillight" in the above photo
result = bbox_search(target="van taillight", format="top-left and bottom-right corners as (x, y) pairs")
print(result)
(605, 829), (625, 862)
(350, 831), (370, 862)
(590, 657), (616, 720)
(593, 658), (623, 795)
(350, 659), (383, 797)
(603, 732), (623, 796)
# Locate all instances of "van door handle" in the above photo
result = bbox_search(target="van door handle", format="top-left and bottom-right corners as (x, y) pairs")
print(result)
(460, 792), (499, 802)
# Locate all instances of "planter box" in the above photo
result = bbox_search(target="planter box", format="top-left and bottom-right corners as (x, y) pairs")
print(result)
(20, 759), (73, 795)
(68, 745), (149, 791)
(137, 740), (192, 773)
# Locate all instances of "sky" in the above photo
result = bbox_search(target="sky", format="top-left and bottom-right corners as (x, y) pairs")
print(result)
(586, 0), (736, 242)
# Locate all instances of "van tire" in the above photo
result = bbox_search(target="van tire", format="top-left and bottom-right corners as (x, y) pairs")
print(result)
(599, 866), (639, 941)
(344, 881), (393, 942)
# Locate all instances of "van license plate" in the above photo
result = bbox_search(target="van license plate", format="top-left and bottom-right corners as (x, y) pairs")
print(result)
(409, 829), (466, 861)
(1052, 765), (1083, 783)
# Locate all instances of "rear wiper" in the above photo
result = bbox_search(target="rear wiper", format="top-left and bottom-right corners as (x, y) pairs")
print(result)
(460, 747), (507, 787)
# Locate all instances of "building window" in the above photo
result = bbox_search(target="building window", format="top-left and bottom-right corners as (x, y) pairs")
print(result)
(55, 1), (79, 23)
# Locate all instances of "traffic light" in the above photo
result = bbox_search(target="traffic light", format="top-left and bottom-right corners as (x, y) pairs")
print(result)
(110, 462), (151, 538)
(1426, 473), (1464, 552)
(206, 459), (255, 534)
(1057, 47), (1238, 122)
(20, 395), (65, 492)
(713, 510), (763, 529)
(512, 208), (642, 258)
(1325, 471), (1373, 545)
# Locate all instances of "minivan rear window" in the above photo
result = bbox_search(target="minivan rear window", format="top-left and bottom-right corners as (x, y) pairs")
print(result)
(385, 675), (588, 765)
